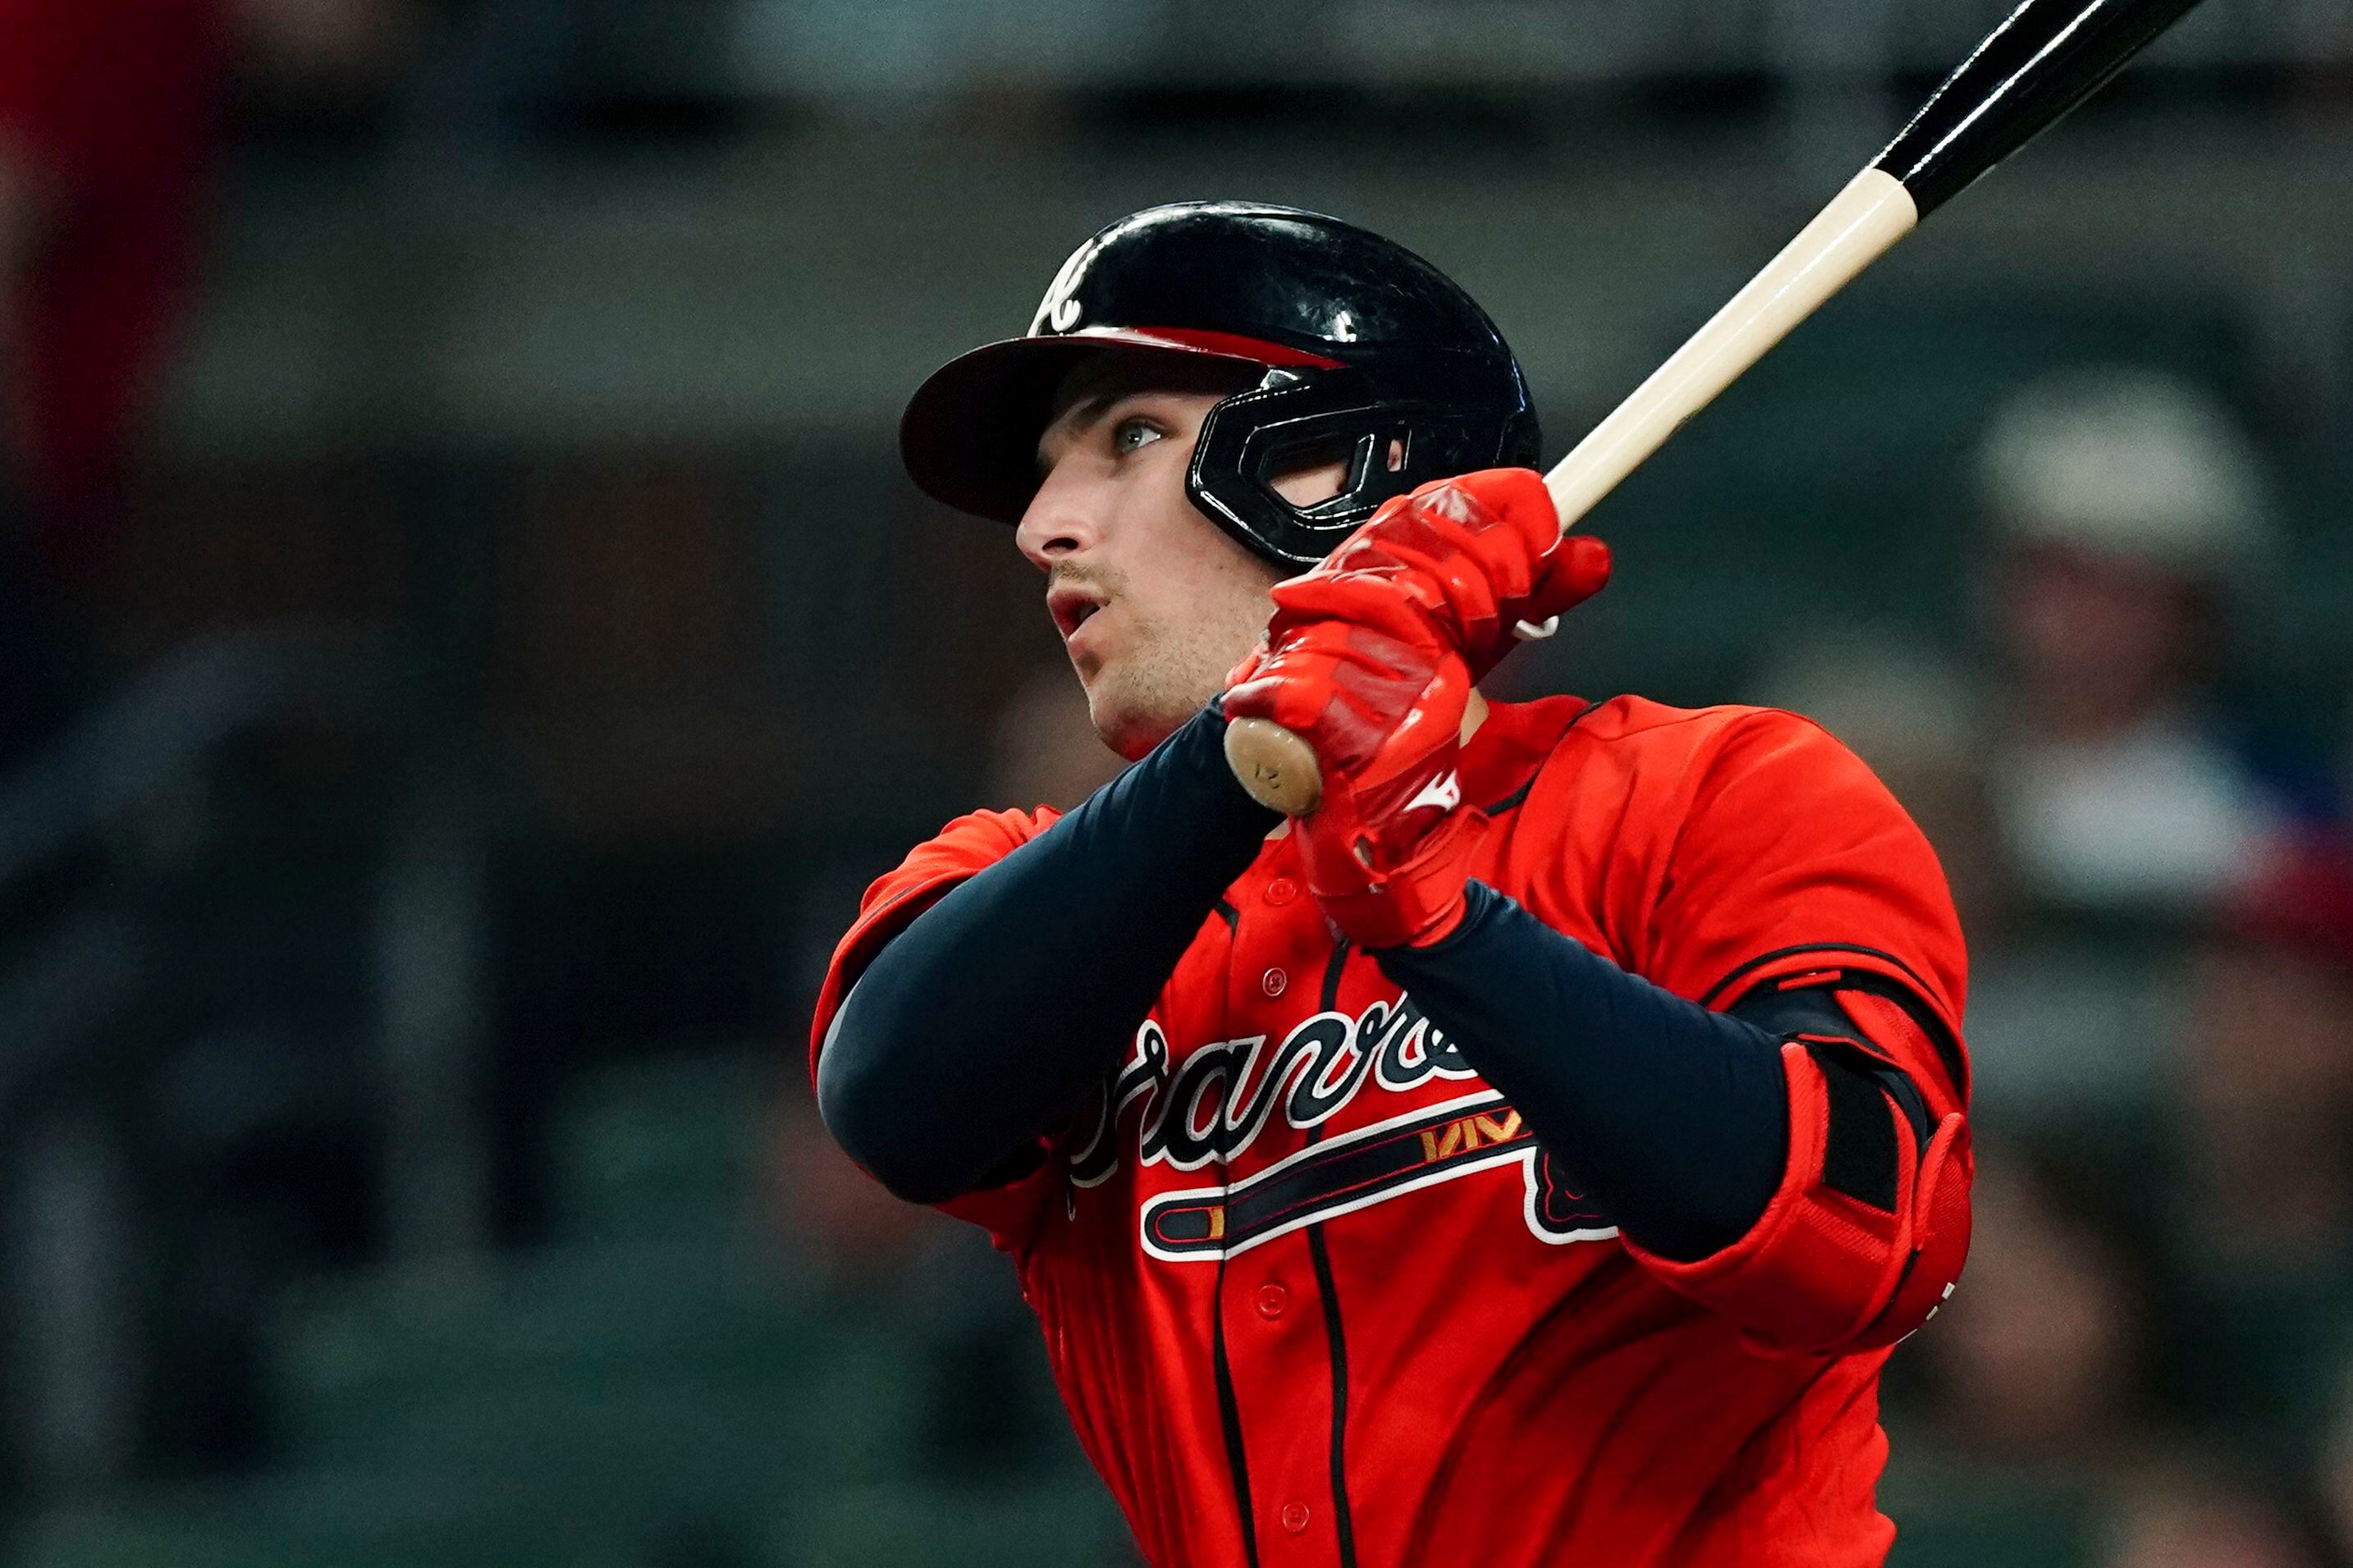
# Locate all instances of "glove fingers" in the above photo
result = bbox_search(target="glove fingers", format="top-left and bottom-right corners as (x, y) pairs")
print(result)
(1270, 574), (1454, 652)
(1518, 533), (1613, 627)
(1224, 625), (1458, 773)
(1436, 468), (1560, 555)
(1362, 510), (1518, 620)
(1305, 514), (1521, 654)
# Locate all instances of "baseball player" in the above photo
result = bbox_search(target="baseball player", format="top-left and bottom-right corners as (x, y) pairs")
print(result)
(811, 202), (1973, 1567)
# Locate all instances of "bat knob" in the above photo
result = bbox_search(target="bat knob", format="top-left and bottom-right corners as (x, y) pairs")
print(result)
(1224, 718), (1324, 817)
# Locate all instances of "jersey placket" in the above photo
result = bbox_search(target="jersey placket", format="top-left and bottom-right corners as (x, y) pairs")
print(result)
(1213, 862), (1358, 1568)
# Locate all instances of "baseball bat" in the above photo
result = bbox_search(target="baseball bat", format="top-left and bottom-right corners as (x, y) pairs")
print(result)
(1226, 0), (2211, 816)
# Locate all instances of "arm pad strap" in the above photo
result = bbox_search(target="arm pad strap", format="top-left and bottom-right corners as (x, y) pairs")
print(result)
(1625, 993), (1973, 1355)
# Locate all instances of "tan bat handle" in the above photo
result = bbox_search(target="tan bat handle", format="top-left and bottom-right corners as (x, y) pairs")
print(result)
(1226, 169), (1922, 817)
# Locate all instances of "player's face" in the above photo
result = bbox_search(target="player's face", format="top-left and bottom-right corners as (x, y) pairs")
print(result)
(1021, 354), (1299, 761)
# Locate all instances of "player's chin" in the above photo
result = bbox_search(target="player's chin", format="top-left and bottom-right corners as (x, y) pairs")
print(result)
(1087, 683), (1186, 762)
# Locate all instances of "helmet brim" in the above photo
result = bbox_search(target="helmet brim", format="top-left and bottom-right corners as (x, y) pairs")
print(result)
(898, 327), (1338, 525)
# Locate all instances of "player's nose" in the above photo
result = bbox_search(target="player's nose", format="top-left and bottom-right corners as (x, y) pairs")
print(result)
(1015, 464), (1106, 571)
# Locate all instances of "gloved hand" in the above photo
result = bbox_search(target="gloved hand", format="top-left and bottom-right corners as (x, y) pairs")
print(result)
(1222, 469), (1613, 949)
(1266, 468), (1612, 683)
(1223, 615), (1475, 949)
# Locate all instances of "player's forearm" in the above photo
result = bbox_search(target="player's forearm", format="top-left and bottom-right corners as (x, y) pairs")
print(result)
(1371, 883), (1792, 1261)
(818, 705), (1279, 1205)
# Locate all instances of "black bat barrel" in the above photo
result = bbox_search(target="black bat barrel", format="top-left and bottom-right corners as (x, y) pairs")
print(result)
(1871, 0), (2209, 217)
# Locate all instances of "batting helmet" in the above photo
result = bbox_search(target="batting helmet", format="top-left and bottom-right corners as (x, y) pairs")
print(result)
(898, 200), (1541, 569)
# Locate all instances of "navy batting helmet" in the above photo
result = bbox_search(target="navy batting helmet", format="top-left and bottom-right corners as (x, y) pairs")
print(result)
(898, 201), (1540, 569)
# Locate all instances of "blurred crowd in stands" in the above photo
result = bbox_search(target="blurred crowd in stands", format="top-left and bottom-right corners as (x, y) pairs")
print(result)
(1837, 369), (2353, 1568)
(0, 0), (419, 768)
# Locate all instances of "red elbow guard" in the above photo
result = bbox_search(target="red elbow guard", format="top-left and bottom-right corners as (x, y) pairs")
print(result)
(1627, 1040), (1974, 1355)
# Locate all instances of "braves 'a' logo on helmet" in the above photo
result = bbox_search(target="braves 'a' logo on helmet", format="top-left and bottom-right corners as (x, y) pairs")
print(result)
(1035, 239), (1096, 335)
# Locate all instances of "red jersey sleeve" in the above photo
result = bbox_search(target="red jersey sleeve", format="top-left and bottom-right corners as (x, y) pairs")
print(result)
(1646, 709), (1969, 1105)
(806, 805), (1065, 1249)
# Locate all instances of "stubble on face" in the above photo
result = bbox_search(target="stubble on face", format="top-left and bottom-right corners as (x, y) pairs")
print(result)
(1064, 544), (1284, 760)
(1029, 354), (1289, 760)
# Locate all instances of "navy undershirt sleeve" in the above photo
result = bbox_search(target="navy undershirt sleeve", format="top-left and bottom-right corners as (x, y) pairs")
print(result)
(830, 712), (1808, 1253)
(818, 705), (1277, 1205)
(1374, 882), (1792, 1262)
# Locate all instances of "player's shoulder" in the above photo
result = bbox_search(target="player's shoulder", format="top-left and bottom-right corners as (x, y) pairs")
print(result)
(1531, 693), (1849, 775)
(871, 804), (1063, 906)
(916, 803), (1064, 857)
(813, 802), (1065, 1055)
(1502, 693), (1893, 842)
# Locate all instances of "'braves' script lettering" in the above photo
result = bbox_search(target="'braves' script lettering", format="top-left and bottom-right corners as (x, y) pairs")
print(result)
(1067, 994), (1479, 1187)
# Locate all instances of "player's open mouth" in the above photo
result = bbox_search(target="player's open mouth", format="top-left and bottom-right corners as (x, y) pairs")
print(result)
(1047, 587), (1105, 641)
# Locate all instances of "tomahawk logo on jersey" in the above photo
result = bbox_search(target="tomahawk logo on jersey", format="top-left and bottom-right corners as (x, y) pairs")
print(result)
(812, 693), (1970, 1568)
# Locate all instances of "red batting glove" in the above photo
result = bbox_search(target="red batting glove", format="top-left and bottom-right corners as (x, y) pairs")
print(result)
(1224, 469), (1614, 949)
(1269, 468), (1612, 681)
(1224, 615), (1478, 950)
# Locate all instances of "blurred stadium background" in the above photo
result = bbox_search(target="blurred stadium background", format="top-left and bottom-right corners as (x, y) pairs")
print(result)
(2, 0), (2351, 1564)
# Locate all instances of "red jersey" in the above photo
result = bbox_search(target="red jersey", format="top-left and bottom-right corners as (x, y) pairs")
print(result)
(0, 0), (224, 561)
(809, 695), (1969, 1568)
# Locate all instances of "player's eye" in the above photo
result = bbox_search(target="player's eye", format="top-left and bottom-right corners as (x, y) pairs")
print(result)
(1111, 417), (1165, 456)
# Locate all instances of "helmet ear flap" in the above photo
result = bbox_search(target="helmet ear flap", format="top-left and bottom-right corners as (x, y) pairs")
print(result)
(1188, 372), (1535, 569)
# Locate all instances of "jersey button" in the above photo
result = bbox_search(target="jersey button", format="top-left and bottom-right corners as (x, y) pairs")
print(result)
(1254, 1282), (1287, 1320)
(1280, 1502), (1312, 1534)
(1266, 877), (1298, 906)
(1260, 967), (1288, 998)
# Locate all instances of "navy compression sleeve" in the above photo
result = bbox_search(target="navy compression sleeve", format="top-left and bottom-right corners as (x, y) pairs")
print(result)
(818, 706), (1277, 1205)
(1373, 883), (1792, 1261)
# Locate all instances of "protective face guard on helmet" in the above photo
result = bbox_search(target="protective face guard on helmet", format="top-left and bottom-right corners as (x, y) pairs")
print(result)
(1189, 368), (1543, 568)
